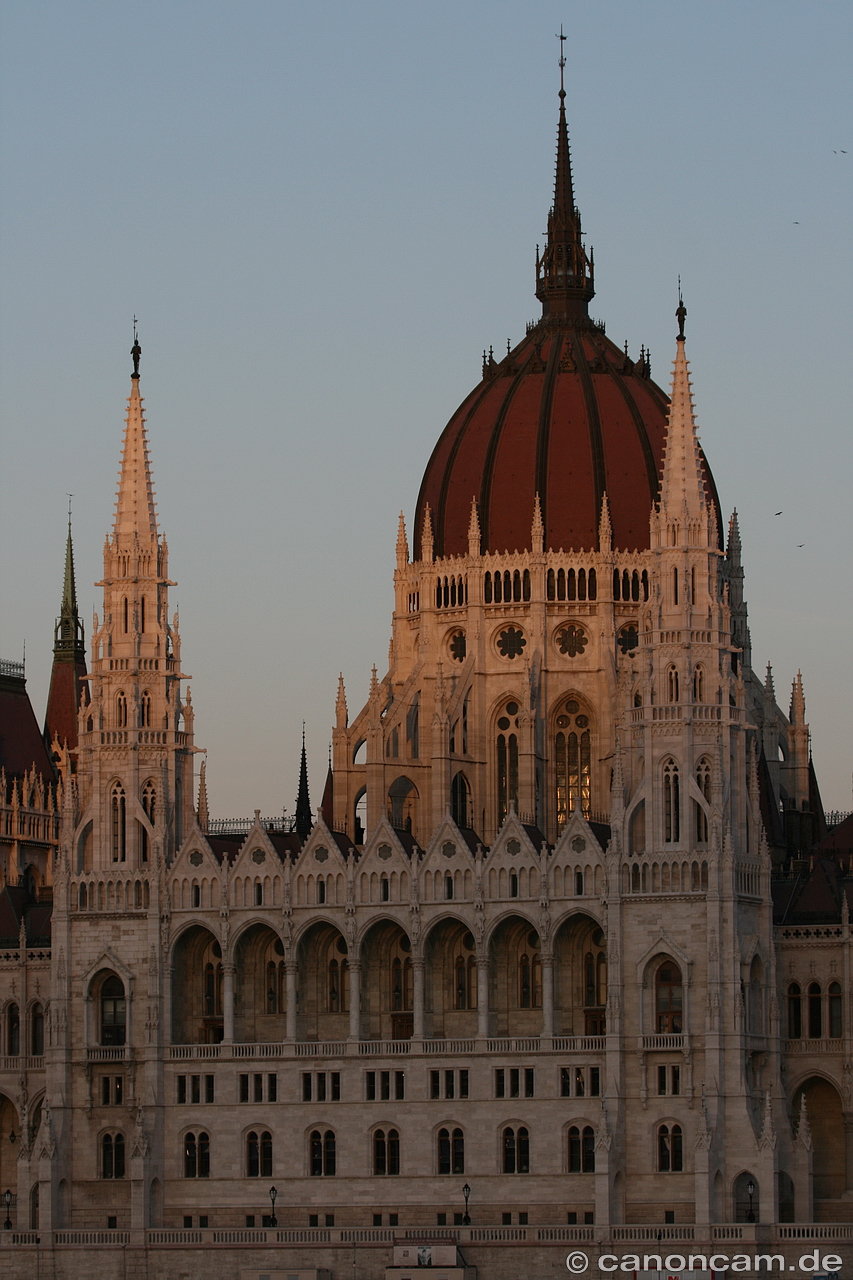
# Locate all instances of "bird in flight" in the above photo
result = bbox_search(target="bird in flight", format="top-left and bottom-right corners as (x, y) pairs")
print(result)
(775, 511), (783, 516)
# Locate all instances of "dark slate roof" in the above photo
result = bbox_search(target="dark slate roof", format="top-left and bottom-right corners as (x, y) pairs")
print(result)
(0, 671), (55, 782)
(0, 885), (52, 948)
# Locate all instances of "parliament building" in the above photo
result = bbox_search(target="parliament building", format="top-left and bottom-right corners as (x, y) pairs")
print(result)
(1, 69), (851, 1280)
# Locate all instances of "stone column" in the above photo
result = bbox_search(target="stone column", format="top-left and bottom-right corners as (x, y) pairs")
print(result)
(285, 963), (298, 1042)
(844, 1116), (853, 1194)
(412, 958), (425, 1040)
(541, 954), (554, 1039)
(222, 964), (235, 1043)
(348, 962), (361, 1040)
(477, 957), (489, 1039)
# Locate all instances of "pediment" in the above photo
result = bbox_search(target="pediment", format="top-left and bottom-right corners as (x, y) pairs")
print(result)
(296, 816), (349, 873)
(360, 816), (413, 869)
(553, 811), (605, 863)
(422, 815), (478, 870)
(486, 812), (538, 865)
(229, 821), (280, 875)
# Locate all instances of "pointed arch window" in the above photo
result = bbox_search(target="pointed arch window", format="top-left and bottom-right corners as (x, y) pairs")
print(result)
(451, 771), (472, 828)
(667, 666), (680, 703)
(116, 692), (127, 728)
(496, 731), (518, 827)
(655, 961), (682, 1034)
(7, 1003), (19, 1056)
(658, 1123), (683, 1172)
(693, 666), (705, 703)
(102, 1132), (125, 1178)
(141, 780), (156, 862)
(555, 701), (592, 827)
(808, 983), (822, 1038)
(100, 975), (127, 1046)
(663, 759), (680, 843)
(787, 983), (802, 1039)
(111, 783), (126, 862)
(140, 691), (151, 728)
(830, 982), (842, 1038)
(502, 1126), (530, 1173)
(438, 1127), (464, 1175)
(30, 1003), (44, 1056)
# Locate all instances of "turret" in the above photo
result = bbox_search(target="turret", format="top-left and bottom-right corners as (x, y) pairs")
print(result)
(44, 505), (89, 756)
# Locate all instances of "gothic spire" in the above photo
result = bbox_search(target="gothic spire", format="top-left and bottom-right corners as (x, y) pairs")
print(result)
(295, 723), (312, 841)
(658, 301), (708, 525)
(114, 327), (158, 546)
(535, 32), (594, 322)
(44, 503), (88, 751)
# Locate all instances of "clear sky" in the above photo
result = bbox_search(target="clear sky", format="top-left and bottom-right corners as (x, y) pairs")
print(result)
(1, 1), (851, 816)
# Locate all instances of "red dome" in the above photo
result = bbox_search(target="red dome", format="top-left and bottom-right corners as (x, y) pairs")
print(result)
(415, 324), (681, 558)
(414, 90), (721, 560)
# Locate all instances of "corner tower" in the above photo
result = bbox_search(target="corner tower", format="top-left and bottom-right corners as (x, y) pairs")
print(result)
(72, 333), (196, 870)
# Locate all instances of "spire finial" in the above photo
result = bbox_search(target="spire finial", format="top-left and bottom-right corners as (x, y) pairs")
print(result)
(558, 25), (566, 100)
(131, 318), (141, 379)
(676, 279), (686, 342)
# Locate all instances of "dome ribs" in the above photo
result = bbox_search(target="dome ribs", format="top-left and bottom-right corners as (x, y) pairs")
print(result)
(478, 348), (540, 555)
(534, 332), (564, 540)
(571, 330), (607, 545)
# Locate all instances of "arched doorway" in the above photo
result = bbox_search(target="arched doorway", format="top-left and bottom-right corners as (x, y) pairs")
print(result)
(423, 917), (477, 1039)
(793, 1077), (846, 1205)
(296, 921), (350, 1042)
(553, 914), (606, 1036)
(233, 923), (286, 1043)
(488, 915), (541, 1037)
(360, 921), (413, 1041)
(171, 926), (223, 1044)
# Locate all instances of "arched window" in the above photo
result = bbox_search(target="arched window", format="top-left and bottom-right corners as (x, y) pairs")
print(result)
(102, 1132), (125, 1178)
(503, 1127), (529, 1173)
(808, 983), (822, 1038)
(140, 691), (151, 727)
(451, 772), (472, 828)
(455, 956), (467, 1010)
(437, 1127), (464, 1175)
(829, 982), (842, 1038)
(496, 719), (519, 827)
(116, 691), (127, 727)
(748, 956), (763, 1034)
(30, 1003), (44, 1056)
(310, 1130), (336, 1176)
(141, 780), (156, 862)
(695, 759), (711, 843)
(658, 1124), (683, 1172)
(555, 700), (592, 827)
(111, 784), (126, 862)
(391, 957), (413, 1011)
(568, 1126), (595, 1172)
(100, 975), (127, 1046)
(787, 983), (802, 1038)
(667, 666), (679, 703)
(655, 961), (683, 1033)
(204, 961), (223, 1018)
(663, 760), (680, 843)
(374, 1128), (400, 1175)
(7, 1004), (19, 1056)
(693, 666), (705, 703)
(247, 1131), (259, 1177)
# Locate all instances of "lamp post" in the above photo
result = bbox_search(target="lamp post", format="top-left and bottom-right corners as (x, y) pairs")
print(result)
(269, 1185), (277, 1228)
(3, 1188), (11, 1230)
(462, 1183), (471, 1226)
(747, 1180), (755, 1223)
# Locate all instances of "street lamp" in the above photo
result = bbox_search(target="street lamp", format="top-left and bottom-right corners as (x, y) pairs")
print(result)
(462, 1183), (471, 1226)
(747, 1179), (755, 1223)
(3, 1188), (11, 1230)
(269, 1185), (277, 1228)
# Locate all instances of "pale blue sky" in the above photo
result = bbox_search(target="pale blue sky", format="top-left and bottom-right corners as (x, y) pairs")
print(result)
(1, 2), (851, 814)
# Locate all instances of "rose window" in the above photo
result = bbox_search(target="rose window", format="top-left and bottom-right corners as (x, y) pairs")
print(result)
(557, 625), (587, 657)
(498, 627), (526, 659)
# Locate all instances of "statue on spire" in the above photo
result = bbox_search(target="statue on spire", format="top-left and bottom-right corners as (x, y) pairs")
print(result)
(131, 318), (142, 379)
(676, 280), (687, 342)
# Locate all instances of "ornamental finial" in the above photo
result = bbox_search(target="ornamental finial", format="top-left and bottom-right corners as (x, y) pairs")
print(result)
(676, 279), (686, 342)
(131, 317), (142, 378)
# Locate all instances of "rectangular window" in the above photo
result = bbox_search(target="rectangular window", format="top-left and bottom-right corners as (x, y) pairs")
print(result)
(459, 1069), (468, 1099)
(561, 1067), (571, 1097)
(436, 1213), (447, 1226)
(246, 1216), (256, 1228)
(584, 1212), (594, 1225)
(267, 1074), (276, 1103)
(431, 1070), (441, 1099)
(567, 1212), (577, 1225)
(302, 1073), (312, 1102)
(102, 1076), (112, 1105)
(589, 1067), (600, 1097)
(308, 1214), (318, 1228)
(664, 1210), (675, 1224)
(191, 1075), (201, 1104)
(510, 1068), (520, 1098)
(445, 1070), (455, 1099)
(380, 1070), (390, 1101)
(671, 1065), (680, 1096)
(183, 1216), (193, 1229)
(253, 1074), (263, 1103)
(574, 1067), (584, 1097)
(502, 1212), (512, 1225)
(199, 1215), (208, 1229)
(177, 1075), (187, 1105)
(389, 1213), (399, 1227)
(366, 1072), (376, 1101)
(373, 1213), (382, 1226)
(395, 1071), (405, 1100)
(331, 1071), (341, 1101)
(658, 1065), (668, 1095)
(239, 1074), (249, 1103)
(519, 1212), (528, 1225)
(453, 1213), (464, 1226)
(317, 1073), (327, 1102)
(495, 1068), (505, 1098)
(205, 1074), (215, 1104)
(325, 1214), (335, 1227)
(524, 1068), (535, 1098)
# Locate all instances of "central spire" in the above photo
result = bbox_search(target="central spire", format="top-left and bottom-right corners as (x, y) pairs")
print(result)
(113, 327), (159, 546)
(535, 32), (595, 322)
